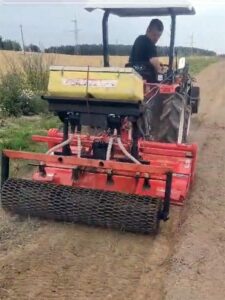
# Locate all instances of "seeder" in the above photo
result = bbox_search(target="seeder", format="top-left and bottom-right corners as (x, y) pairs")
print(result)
(0, 1), (199, 234)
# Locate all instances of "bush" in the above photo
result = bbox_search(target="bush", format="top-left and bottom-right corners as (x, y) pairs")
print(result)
(20, 53), (51, 92)
(0, 73), (24, 116)
(0, 53), (54, 116)
(0, 73), (48, 116)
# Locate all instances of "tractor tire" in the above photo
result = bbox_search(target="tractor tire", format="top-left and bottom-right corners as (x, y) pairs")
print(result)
(139, 95), (163, 141)
(183, 105), (192, 143)
(158, 94), (185, 144)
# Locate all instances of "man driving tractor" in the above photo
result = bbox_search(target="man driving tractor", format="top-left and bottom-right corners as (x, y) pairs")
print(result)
(128, 19), (164, 82)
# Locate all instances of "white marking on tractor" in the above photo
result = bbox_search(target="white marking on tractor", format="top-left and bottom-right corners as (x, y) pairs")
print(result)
(62, 78), (118, 88)
(184, 159), (192, 169)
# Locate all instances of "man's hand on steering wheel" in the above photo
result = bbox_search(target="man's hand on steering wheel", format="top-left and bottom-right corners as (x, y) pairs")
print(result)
(160, 63), (169, 73)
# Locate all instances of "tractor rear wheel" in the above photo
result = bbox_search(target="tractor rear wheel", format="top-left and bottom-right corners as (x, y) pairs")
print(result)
(158, 94), (186, 144)
(183, 105), (192, 143)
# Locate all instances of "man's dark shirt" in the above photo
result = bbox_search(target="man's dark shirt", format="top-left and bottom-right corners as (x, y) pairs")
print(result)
(129, 35), (157, 65)
(128, 35), (157, 82)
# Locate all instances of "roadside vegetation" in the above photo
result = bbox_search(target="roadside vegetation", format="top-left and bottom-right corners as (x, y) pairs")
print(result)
(0, 115), (59, 152)
(0, 52), (52, 117)
(187, 56), (218, 75)
(0, 52), (60, 154)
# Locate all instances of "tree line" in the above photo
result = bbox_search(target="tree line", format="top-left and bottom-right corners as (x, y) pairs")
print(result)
(45, 44), (216, 56)
(0, 36), (41, 52)
(0, 36), (216, 56)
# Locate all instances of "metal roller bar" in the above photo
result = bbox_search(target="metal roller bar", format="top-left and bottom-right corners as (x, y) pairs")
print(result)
(1, 178), (162, 234)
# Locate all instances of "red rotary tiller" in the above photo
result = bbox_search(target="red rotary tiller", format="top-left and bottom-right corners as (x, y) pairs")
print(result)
(0, 1), (199, 234)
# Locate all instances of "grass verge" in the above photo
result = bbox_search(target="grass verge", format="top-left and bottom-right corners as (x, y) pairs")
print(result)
(0, 114), (60, 152)
(187, 56), (218, 75)
(0, 114), (60, 178)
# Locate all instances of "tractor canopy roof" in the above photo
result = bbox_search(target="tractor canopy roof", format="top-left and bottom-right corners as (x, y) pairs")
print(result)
(85, 0), (195, 17)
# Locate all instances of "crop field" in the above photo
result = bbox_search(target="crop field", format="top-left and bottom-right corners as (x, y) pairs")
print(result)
(0, 50), (216, 73)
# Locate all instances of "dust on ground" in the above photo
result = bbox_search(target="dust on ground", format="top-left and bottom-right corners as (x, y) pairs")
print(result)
(0, 61), (225, 300)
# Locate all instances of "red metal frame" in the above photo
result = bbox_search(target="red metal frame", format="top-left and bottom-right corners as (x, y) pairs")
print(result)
(4, 149), (170, 175)
(144, 82), (179, 99)
(3, 127), (197, 206)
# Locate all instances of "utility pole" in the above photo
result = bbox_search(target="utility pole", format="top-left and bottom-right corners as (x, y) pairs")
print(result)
(190, 33), (194, 56)
(20, 24), (25, 54)
(71, 15), (79, 55)
(115, 39), (119, 55)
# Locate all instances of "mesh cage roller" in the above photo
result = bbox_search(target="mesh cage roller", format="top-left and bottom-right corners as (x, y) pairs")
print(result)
(1, 178), (162, 234)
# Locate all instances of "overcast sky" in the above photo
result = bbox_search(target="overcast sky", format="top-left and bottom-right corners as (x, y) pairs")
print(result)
(0, 0), (224, 53)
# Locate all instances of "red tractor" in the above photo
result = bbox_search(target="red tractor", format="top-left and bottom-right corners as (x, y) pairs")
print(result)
(0, 1), (200, 234)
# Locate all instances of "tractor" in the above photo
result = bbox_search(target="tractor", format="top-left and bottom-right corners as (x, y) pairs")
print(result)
(0, 0), (200, 234)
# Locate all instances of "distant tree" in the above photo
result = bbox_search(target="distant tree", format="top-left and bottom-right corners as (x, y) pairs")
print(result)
(25, 44), (41, 52)
(0, 36), (4, 49)
(3, 39), (21, 51)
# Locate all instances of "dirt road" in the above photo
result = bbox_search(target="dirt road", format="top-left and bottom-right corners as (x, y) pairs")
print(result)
(0, 61), (225, 300)
(164, 60), (225, 300)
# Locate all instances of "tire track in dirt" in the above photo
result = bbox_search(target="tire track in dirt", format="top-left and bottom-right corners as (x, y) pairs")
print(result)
(0, 61), (225, 300)
(0, 208), (183, 300)
(164, 60), (225, 300)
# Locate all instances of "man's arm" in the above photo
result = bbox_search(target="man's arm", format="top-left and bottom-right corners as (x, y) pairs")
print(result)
(149, 57), (163, 73)
(146, 40), (163, 73)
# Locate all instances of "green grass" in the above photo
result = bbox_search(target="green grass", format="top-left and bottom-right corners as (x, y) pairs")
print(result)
(0, 114), (60, 179)
(187, 56), (218, 75)
(0, 114), (60, 152)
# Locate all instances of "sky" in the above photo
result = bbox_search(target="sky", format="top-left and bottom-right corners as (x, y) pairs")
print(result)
(0, 0), (224, 54)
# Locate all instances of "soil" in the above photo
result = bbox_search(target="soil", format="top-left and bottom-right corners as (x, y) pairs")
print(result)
(0, 61), (225, 300)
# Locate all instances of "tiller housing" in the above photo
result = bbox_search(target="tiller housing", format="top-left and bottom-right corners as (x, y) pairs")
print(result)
(0, 1), (199, 234)
(1, 76), (197, 234)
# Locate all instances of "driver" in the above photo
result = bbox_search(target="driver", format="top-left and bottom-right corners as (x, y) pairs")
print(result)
(128, 19), (164, 82)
